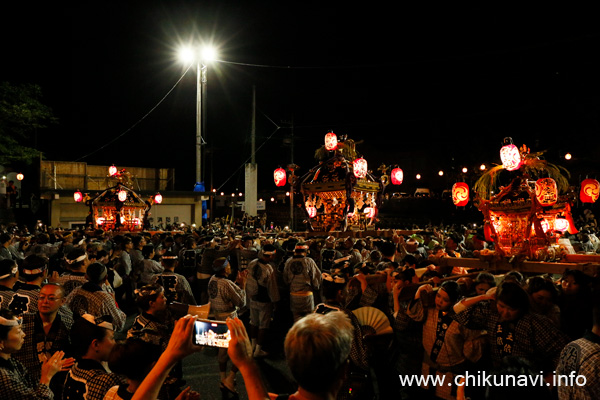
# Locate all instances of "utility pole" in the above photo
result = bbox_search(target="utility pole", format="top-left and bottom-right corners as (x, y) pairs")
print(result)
(245, 86), (258, 217)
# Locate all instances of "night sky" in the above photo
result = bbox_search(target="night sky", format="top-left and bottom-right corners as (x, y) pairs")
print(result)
(3, 2), (600, 193)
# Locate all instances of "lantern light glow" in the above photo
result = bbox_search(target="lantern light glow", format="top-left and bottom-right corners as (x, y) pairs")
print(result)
(391, 168), (404, 185)
(363, 207), (376, 218)
(74, 191), (83, 203)
(500, 138), (522, 171)
(274, 168), (287, 187)
(353, 158), (368, 179)
(555, 218), (569, 233)
(109, 165), (118, 176)
(580, 178), (600, 203)
(535, 178), (557, 207)
(452, 182), (469, 206)
(118, 190), (127, 202)
(324, 132), (338, 151)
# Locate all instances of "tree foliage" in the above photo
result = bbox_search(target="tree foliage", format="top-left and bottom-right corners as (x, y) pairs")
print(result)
(0, 82), (57, 165)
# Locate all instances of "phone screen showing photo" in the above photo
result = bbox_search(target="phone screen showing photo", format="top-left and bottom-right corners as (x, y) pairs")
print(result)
(193, 320), (231, 348)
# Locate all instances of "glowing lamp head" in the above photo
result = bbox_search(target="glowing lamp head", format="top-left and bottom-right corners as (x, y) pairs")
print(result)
(580, 178), (600, 203)
(391, 168), (404, 185)
(74, 191), (83, 203)
(500, 137), (522, 171)
(452, 182), (469, 206)
(324, 132), (338, 151)
(118, 189), (127, 202)
(535, 178), (557, 206)
(353, 158), (368, 179)
(109, 165), (118, 176)
(16, 173), (24, 181)
(154, 193), (163, 204)
(274, 168), (287, 187)
(306, 206), (317, 218)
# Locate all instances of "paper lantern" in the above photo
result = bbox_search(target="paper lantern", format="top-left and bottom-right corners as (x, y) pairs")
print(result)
(580, 178), (600, 203)
(73, 191), (83, 203)
(154, 193), (163, 204)
(306, 206), (317, 218)
(540, 219), (550, 233)
(353, 158), (368, 179)
(118, 190), (127, 202)
(16, 173), (24, 181)
(535, 178), (557, 206)
(96, 217), (105, 225)
(554, 218), (569, 233)
(452, 182), (469, 206)
(274, 168), (287, 187)
(363, 207), (376, 218)
(109, 165), (118, 176)
(500, 138), (522, 171)
(391, 168), (404, 185)
(324, 132), (338, 151)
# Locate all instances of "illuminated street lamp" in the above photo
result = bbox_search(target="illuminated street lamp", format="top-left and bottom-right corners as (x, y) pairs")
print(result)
(179, 45), (217, 191)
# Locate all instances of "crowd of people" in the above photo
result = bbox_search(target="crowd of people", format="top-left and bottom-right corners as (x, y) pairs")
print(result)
(0, 216), (599, 399)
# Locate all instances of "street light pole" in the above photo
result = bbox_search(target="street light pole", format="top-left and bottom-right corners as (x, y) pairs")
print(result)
(195, 62), (207, 186)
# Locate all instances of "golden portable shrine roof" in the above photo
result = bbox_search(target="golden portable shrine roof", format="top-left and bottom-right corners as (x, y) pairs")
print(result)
(302, 179), (380, 194)
(90, 183), (148, 208)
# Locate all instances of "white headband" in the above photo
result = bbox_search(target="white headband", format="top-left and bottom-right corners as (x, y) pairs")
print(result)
(0, 316), (22, 327)
(134, 287), (161, 297)
(22, 267), (45, 275)
(0, 265), (18, 280)
(65, 254), (87, 264)
(81, 313), (114, 331)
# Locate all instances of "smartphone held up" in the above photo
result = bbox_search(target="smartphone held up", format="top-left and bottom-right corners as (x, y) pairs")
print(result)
(193, 319), (231, 348)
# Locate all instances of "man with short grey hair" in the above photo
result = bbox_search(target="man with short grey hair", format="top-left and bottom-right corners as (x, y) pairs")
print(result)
(228, 311), (354, 400)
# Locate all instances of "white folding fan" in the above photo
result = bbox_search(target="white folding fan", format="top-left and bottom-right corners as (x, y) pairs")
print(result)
(352, 306), (393, 336)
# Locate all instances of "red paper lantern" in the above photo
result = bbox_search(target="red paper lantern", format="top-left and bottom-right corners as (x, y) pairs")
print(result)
(535, 178), (557, 206)
(274, 168), (287, 187)
(452, 182), (469, 206)
(118, 189), (127, 202)
(500, 138), (522, 171)
(554, 218), (569, 233)
(391, 168), (404, 185)
(73, 191), (83, 203)
(353, 158), (368, 179)
(16, 173), (24, 181)
(580, 178), (600, 203)
(109, 165), (118, 176)
(154, 193), (163, 204)
(364, 207), (376, 218)
(324, 132), (338, 151)
(306, 206), (317, 218)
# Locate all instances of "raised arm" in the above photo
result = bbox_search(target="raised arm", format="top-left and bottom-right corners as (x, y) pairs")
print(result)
(226, 317), (270, 400)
